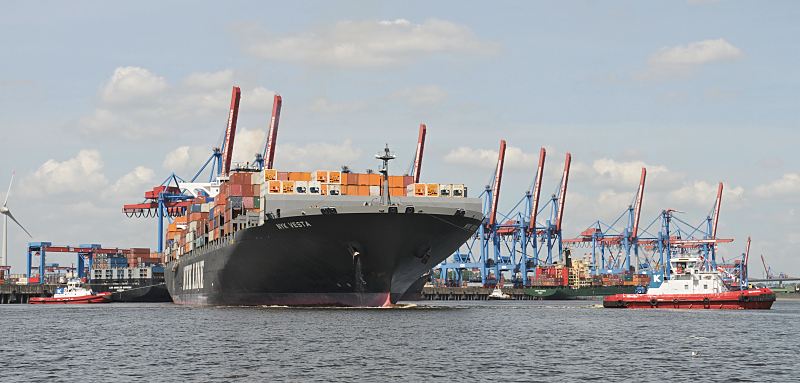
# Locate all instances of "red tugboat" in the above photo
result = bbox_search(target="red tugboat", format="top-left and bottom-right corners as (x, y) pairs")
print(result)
(30, 280), (112, 304)
(604, 256), (775, 310)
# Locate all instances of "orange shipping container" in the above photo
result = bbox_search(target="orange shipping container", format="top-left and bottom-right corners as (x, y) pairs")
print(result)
(389, 187), (405, 197)
(288, 172), (311, 181)
(282, 181), (295, 194)
(264, 169), (278, 181)
(313, 171), (329, 183)
(426, 184), (439, 197)
(268, 180), (282, 194)
(328, 171), (341, 183)
(357, 185), (369, 196)
(388, 176), (403, 188)
(367, 174), (381, 186)
(414, 183), (426, 197)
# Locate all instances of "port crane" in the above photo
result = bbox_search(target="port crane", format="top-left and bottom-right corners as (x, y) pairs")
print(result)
(255, 94), (283, 170)
(25, 242), (147, 283)
(564, 168), (647, 275)
(123, 86), (243, 253)
(406, 123), (427, 182)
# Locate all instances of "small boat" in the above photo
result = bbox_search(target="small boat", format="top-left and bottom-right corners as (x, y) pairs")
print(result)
(604, 256), (775, 310)
(488, 286), (511, 300)
(30, 280), (112, 304)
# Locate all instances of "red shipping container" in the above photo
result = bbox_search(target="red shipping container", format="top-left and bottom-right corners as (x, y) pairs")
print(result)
(243, 197), (255, 209)
(230, 184), (244, 196)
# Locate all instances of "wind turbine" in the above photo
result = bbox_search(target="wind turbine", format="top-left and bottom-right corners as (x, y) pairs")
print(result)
(1, 172), (32, 269)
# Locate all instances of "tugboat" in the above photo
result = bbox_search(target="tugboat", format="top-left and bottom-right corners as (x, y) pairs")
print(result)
(30, 280), (112, 304)
(604, 256), (775, 310)
(487, 286), (512, 300)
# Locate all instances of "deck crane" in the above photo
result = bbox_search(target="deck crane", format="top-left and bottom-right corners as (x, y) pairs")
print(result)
(742, 236), (751, 288)
(484, 140), (507, 284)
(124, 85), (242, 254)
(564, 168), (647, 275)
(256, 94), (283, 170)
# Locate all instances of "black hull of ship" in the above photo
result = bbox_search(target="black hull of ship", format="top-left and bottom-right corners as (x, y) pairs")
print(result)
(165, 212), (480, 306)
(88, 280), (171, 303)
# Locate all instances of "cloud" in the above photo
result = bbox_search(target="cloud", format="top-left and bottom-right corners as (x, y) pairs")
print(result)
(241, 18), (496, 67)
(754, 173), (800, 198)
(276, 139), (363, 170)
(105, 166), (155, 199)
(669, 181), (744, 208)
(22, 150), (154, 201)
(80, 67), (275, 140)
(101, 66), (167, 104)
(23, 150), (108, 196)
(183, 69), (234, 89)
(444, 145), (539, 170)
(639, 39), (743, 79)
(391, 85), (448, 106)
(591, 158), (681, 189)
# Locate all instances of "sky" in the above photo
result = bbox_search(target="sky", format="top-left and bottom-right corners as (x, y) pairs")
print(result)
(1, 1), (798, 277)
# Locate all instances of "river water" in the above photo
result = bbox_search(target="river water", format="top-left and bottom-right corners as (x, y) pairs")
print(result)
(2, 299), (798, 382)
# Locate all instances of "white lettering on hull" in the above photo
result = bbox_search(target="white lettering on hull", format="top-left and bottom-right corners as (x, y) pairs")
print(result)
(182, 261), (204, 290)
(275, 221), (312, 230)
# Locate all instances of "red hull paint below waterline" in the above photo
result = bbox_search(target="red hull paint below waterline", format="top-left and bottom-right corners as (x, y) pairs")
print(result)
(29, 292), (112, 304)
(603, 288), (775, 310)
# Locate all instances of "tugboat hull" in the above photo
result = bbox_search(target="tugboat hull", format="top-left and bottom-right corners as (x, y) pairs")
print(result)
(603, 287), (775, 309)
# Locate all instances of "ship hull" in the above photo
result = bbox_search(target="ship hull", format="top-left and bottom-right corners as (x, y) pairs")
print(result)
(30, 292), (112, 304)
(165, 211), (481, 306)
(525, 285), (638, 300)
(88, 280), (171, 303)
(603, 288), (776, 309)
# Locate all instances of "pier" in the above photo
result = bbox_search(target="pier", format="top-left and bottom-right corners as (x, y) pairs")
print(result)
(421, 286), (537, 300)
(0, 284), (55, 304)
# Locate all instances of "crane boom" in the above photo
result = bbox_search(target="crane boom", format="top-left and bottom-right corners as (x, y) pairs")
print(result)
(528, 147), (546, 234)
(412, 123), (426, 183)
(262, 94), (283, 170)
(744, 236), (751, 280)
(711, 182), (723, 239)
(631, 167), (646, 239)
(760, 254), (770, 279)
(488, 140), (506, 228)
(221, 86), (241, 175)
(555, 152), (571, 232)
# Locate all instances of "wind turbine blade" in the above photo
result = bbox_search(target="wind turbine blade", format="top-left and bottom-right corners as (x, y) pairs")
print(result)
(6, 210), (32, 238)
(3, 171), (13, 207)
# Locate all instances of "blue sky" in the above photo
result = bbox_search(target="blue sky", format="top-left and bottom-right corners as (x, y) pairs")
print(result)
(1, 1), (798, 276)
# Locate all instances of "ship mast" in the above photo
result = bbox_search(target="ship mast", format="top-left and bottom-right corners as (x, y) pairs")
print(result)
(376, 144), (396, 205)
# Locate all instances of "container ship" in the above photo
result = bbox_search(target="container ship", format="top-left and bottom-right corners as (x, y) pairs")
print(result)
(137, 87), (484, 306)
(523, 258), (650, 300)
(162, 167), (483, 306)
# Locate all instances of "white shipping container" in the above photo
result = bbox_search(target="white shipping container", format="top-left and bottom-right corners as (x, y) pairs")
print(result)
(201, 203), (211, 213)
(369, 185), (381, 196)
(328, 184), (342, 196)
(452, 184), (466, 198)
(295, 181), (309, 194)
(439, 184), (452, 197)
(252, 172), (264, 185)
(308, 181), (322, 194)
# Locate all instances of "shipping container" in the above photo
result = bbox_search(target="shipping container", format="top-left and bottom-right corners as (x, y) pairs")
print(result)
(295, 181), (308, 194)
(369, 185), (381, 196)
(452, 184), (465, 198)
(328, 171), (341, 184)
(288, 172), (312, 181)
(389, 187), (406, 197)
(308, 181), (321, 194)
(426, 183), (439, 197)
(320, 184), (328, 195)
(268, 180), (282, 194)
(357, 185), (369, 196)
(328, 184), (341, 196)
(438, 184), (452, 197)
(312, 171), (329, 183)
